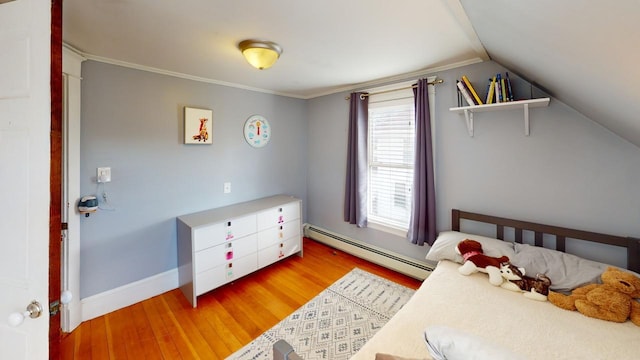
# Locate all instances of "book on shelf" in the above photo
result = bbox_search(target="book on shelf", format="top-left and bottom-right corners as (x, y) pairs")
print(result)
(495, 73), (503, 103)
(460, 79), (480, 105)
(484, 79), (491, 104)
(461, 75), (483, 105)
(505, 72), (514, 101)
(486, 77), (496, 104)
(456, 80), (476, 106)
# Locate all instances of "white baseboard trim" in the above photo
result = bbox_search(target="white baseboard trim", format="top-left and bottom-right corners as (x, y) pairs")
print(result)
(81, 268), (179, 321)
(304, 223), (433, 280)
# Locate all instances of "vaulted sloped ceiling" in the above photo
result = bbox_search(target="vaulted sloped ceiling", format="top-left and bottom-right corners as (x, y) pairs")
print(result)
(459, 0), (640, 148)
(63, 1), (640, 147)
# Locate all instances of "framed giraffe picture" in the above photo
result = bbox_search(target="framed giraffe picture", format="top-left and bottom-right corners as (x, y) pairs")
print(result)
(184, 107), (213, 144)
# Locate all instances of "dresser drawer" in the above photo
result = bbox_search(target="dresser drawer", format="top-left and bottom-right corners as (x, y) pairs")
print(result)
(223, 214), (257, 242)
(193, 214), (256, 251)
(258, 237), (301, 268)
(257, 201), (300, 230)
(257, 218), (300, 250)
(195, 233), (257, 273)
(193, 222), (225, 251)
(195, 253), (258, 296)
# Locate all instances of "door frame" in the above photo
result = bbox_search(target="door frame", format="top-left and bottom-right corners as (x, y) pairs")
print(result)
(50, 0), (62, 356)
(60, 45), (84, 333)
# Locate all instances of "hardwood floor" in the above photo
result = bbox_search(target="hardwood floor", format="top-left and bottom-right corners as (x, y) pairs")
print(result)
(60, 238), (422, 359)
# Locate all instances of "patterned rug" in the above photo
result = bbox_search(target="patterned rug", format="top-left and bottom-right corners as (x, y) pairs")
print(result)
(226, 268), (416, 360)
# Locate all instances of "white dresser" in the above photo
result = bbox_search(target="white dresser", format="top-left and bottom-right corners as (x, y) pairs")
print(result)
(177, 195), (302, 307)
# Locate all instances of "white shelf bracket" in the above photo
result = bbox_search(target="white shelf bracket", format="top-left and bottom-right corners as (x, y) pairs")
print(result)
(524, 103), (530, 136)
(463, 109), (474, 137)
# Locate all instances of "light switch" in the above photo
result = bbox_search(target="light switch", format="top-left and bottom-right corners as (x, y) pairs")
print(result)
(97, 167), (111, 183)
(223, 182), (231, 194)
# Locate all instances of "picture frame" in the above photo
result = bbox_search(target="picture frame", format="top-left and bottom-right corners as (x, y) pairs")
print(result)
(184, 107), (213, 144)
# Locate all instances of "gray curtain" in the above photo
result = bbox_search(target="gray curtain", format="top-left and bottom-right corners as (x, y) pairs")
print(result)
(408, 79), (436, 245)
(343, 92), (369, 227)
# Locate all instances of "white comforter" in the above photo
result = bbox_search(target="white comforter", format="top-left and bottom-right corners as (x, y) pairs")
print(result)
(351, 260), (640, 360)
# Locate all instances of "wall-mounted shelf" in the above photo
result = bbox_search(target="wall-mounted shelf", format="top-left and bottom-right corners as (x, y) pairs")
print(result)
(449, 98), (550, 137)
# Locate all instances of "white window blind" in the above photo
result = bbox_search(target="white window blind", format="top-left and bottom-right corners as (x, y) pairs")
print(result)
(367, 100), (415, 231)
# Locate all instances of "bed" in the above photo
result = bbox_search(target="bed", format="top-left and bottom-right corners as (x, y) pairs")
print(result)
(347, 209), (640, 360)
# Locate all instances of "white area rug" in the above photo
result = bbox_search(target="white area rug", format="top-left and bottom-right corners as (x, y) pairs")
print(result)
(226, 268), (416, 360)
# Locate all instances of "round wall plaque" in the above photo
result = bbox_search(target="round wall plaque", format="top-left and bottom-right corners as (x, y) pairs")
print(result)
(243, 115), (271, 148)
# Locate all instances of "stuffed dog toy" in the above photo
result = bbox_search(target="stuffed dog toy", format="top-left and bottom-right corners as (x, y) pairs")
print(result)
(499, 262), (551, 301)
(456, 239), (509, 286)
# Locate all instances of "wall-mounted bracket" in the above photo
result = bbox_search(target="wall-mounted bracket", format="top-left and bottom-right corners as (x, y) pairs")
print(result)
(463, 109), (474, 137)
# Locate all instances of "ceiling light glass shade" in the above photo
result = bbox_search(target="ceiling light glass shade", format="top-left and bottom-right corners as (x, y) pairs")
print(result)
(239, 40), (282, 70)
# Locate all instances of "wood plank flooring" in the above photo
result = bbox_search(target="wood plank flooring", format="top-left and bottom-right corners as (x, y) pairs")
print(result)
(60, 238), (422, 359)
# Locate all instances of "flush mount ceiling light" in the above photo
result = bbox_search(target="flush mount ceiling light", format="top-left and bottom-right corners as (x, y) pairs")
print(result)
(238, 40), (283, 70)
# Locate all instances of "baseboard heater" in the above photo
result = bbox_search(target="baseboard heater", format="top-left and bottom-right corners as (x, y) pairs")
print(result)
(303, 224), (433, 280)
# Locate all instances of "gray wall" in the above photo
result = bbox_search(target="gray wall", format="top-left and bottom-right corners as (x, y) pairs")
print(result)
(80, 61), (308, 298)
(81, 58), (640, 298)
(306, 60), (640, 269)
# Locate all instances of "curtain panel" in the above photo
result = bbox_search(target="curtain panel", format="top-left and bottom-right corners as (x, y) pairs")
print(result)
(408, 79), (437, 245)
(343, 92), (369, 227)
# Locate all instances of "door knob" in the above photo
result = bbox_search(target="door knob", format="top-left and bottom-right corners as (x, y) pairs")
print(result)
(7, 300), (43, 327)
(61, 290), (73, 305)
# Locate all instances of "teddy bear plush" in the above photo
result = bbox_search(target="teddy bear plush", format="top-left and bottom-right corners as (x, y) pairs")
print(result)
(456, 239), (510, 286)
(548, 266), (640, 326)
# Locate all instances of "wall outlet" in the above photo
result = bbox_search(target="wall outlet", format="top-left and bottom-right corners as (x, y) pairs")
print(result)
(223, 182), (231, 194)
(97, 167), (111, 183)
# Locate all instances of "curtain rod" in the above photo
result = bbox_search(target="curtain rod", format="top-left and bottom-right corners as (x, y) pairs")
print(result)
(345, 78), (444, 100)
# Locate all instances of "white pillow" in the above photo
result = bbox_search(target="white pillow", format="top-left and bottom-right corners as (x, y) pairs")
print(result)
(424, 326), (523, 360)
(511, 243), (610, 292)
(426, 231), (516, 264)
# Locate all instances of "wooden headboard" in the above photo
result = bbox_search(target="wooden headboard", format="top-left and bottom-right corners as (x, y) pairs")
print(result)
(451, 209), (640, 273)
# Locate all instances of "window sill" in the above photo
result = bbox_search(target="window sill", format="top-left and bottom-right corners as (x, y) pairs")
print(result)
(367, 221), (407, 238)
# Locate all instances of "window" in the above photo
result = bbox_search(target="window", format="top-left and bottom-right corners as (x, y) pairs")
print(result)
(367, 92), (415, 232)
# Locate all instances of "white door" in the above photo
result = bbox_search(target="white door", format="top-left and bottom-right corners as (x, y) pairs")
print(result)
(0, 0), (51, 358)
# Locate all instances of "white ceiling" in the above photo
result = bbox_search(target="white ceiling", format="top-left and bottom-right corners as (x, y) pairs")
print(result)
(63, 0), (640, 147)
(62, 0), (488, 98)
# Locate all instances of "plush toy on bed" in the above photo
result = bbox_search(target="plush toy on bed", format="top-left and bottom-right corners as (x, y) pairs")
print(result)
(499, 262), (552, 301)
(456, 239), (509, 286)
(548, 266), (640, 326)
